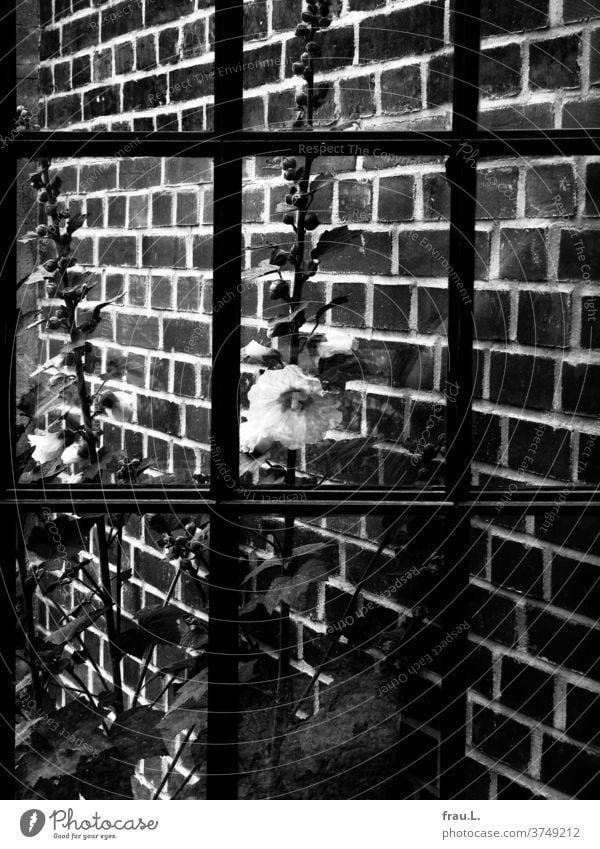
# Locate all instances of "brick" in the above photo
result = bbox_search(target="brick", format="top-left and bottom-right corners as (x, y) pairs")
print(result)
(365, 395), (404, 440)
(490, 352), (554, 410)
(338, 180), (372, 223)
(115, 42), (134, 75)
(267, 89), (296, 129)
(101, 1), (143, 40)
(47, 94), (82, 127)
(541, 737), (600, 798)
(517, 291), (570, 347)
(500, 656), (554, 721)
(244, 0), (268, 37)
(93, 48), (112, 82)
(356, 339), (435, 390)
(39, 65), (53, 96)
(83, 85), (119, 120)
(40, 28), (60, 61)
(469, 584), (517, 646)
(427, 53), (452, 108)
(151, 276), (172, 309)
(80, 162), (117, 192)
(170, 62), (213, 101)
(177, 277), (202, 312)
(163, 318), (210, 355)
(243, 96), (265, 130)
(562, 363), (600, 415)
(496, 777), (544, 800)
(566, 685), (600, 746)
(526, 164), (576, 217)
(135, 549), (176, 594)
(378, 175), (414, 222)
(536, 513), (600, 556)
(562, 99), (600, 127)
(508, 420), (571, 481)
(320, 230), (392, 275)
(64, 14), (99, 53)
(578, 431), (600, 484)
(176, 192), (199, 226)
(480, 44), (522, 98)
(491, 538), (544, 597)
(471, 704), (531, 771)
(144, 0), (194, 26)
(128, 195), (148, 229)
(142, 235), (187, 268)
(479, 0), (549, 36)
(192, 235), (212, 268)
(558, 230), (600, 281)
(479, 102), (554, 130)
(330, 280), (366, 327)
(152, 192), (172, 227)
(85, 197), (103, 228)
(528, 607), (600, 678)
(123, 73), (168, 111)
(105, 274), (124, 301)
(54, 62), (71, 92)
(339, 75), (376, 120)
(243, 43), (281, 88)
(272, 0), (301, 31)
(159, 27), (179, 65)
(116, 314), (159, 349)
(500, 228), (548, 281)
(310, 25), (355, 73)
(137, 396), (180, 436)
(373, 285), (411, 332)
(585, 163), (600, 217)
(119, 158), (162, 191)
(381, 64), (422, 114)
(473, 412), (501, 464)
(164, 158), (211, 185)
(592, 29), (600, 85)
(564, 0), (600, 20)
(149, 357), (169, 392)
(476, 167), (519, 219)
(136, 34), (156, 71)
(417, 287), (446, 333)
(107, 195), (126, 227)
(185, 405), (210, 442)
(98, 235), (137, 266)
(474, 290), (510, 341)
(359, 3), (445, 64)
(174, 361), (196, 398)
(552, 553), (600, 619)
(530, 36), (581, 90)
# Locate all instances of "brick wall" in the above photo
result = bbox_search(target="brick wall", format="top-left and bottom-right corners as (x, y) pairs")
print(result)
(20, 0), (600, 800)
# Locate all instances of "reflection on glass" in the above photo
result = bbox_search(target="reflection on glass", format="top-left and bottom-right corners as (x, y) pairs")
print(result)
(15, 157), (213, 486)
(14, 511), (209, 800)
(238, 511), (446, 798)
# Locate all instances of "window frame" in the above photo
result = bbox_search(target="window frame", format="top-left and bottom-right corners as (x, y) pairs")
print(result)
(3, 0), (600, 800)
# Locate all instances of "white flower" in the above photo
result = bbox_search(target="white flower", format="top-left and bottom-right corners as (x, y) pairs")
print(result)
(57, 471), (85, 484)
(241, 340), (281, 366)
(314, 330), (358, 358)
(28, 432), (64, 465)
(240, 364), (343, 452)
(98, 391), (135, 422)
(61, 441), (88, 466)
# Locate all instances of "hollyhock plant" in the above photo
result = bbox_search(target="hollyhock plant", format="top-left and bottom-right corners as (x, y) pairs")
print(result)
(28, 431), (64, 465)
(241, 364), (343, 453)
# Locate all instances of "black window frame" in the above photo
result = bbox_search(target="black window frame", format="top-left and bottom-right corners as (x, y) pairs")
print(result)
(2, 0), (600, 800)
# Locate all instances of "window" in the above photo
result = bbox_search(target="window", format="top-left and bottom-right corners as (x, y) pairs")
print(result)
(7, 0), (600, 802)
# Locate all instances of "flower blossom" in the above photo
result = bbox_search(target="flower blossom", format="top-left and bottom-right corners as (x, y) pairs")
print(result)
(240, 364), (342, 453)
(28, 431), (64, 465)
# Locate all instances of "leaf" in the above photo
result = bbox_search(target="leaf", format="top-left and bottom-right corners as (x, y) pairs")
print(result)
(247, 557), (333, 615)
(26, 516), (97, 561)
(46, 605), (106, 645)
(67, 213), (87, 234)
(242, 542), (332, 585)
(312, 296), (348, 326)
(22, 265), (56, 286)
(267, 302), (307, 338)
(311, 225), (361, 260)
(159, 670), (209, 739)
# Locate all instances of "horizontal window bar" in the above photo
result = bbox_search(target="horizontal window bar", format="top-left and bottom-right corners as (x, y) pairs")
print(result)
(6, 131), (600, 158)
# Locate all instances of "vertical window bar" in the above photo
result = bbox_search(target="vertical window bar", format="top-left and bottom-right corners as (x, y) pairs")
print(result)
(440, 0), (481, 799)
(207, 0), (244, 800)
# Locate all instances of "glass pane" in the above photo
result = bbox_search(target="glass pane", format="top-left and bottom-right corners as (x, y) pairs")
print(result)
(14, 511), (209, 800)
(243, 0), (452, 131)
(16, 0), (213, 131)
(239, 154), (466, 488)
(237, 510), (448, 799)
(472, 155), (600, 489)
(468, 509), (600, 799)
(15, 156), (213, 486)
(477, 1), (600, 131)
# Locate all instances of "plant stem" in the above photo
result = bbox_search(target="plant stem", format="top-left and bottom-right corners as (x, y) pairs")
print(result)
(152, 723), (197, 799)
(95, 517), (124, 713)
(16, 531), (43, 708)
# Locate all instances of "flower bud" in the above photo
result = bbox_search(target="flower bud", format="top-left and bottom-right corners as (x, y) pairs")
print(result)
(283, 212), (295, 226)
(292, 62), (305, 76)
(282, 157), (296, 170)
(35, 225), (48, 236)
(304, 212), (320, 230)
